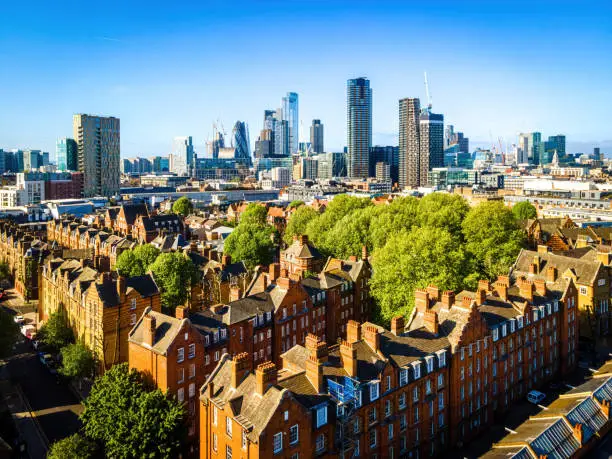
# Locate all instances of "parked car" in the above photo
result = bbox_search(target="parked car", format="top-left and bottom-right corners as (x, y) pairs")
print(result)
(20, 325), (36, 340)
(38, 353), (58, 375)
(527, 390), (546, 405)
(13, 315), (24, 325)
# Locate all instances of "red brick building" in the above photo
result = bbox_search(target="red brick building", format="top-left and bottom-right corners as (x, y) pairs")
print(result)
(44, 172), (84, 200)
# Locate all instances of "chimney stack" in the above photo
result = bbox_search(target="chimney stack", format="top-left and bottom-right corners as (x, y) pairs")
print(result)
(476, 287), (487, 306)
(222, 254), (231, 267)
(117, 275), (127, 303)
(519, 278), (534, 302)
(423, 310), (439, 336)
(441, 291), (455, 310)
(426, 285), (440, 302)
(305, 334), (327, 393)
(229, 285), (242, 302)
(340, 340), (357, 377)
(547, 265), (557, 282)
(362, 245), (368, 260)
(277, 270), (291, 289)
(346, 320), (361, 343)
(143, 313), (156, 347)
(534, 279), (547, 296)
(461, 295), (473, 309)
(231, 352), (250, 389)
(255, 362), (277, 396)
(269, 263), (280, 282)
(175, 305), (188, 320)
(390, 316), (405, 336)
(414, 289), (430, 313)
(363, 325), (380, 353)
(478, 280), (490, 292)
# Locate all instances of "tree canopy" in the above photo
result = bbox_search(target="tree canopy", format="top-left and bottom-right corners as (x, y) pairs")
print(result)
(60, 343), (95, 380)
(115, 244), (160, 277)
(512, 201), (538, 220)
(283, 205), (319, 245)
(225, 203), (276, 269)
(149, 252), (198, 311)
(38, 311), (74, 350)
(171, 196), (193, 216)
(240, 203), (268, 226)
(81, 363), (186, 459)
(288, 200), (305, 209)
(48, 434), (98, 459)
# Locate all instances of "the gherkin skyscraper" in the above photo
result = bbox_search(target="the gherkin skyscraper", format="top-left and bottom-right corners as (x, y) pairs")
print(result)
(232, 121), (252, 166)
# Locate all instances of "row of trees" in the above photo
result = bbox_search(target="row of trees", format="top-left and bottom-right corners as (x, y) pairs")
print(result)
(283, 194), (533, 324)
(116, 246), (198, 313)
(48, 364), (186, 459)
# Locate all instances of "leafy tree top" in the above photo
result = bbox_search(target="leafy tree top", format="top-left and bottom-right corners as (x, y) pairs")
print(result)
(512, 201), (538, 220)
(288, 200), (305, 209)
(38, 310), (74, 350)
(172, 196), (193, 217)
(149, 252), (198, 312)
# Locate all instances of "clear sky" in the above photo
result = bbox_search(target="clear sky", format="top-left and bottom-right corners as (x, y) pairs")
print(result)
(1, 0), (611, 158)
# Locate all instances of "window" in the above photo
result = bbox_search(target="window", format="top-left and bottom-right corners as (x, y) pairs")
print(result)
(212, 433), (218, 451)
(369, 429), (377, 448)
(400, 368), (408, 386)
(273, 432), (283, 454)
(426, 356), (434, 373)
(226, 417), (233, 437)
(316, 405), (327, 428)
(177, 388), (184, 402)
(130, 314), (137, 325)
(226, 445), (232, 459)
(289, 424), (299, 445)
(178, 368), (185, 383)
(242, 430), (248, 450)
(385, 400), (392, 417)
(188, 343), (196, 359)
(492, 329), (499, 342)
(316, 434), (326, 452)
(438, 392), (444, 410)
(189, 383), (195, 398)
(437, 350), (446, 368)
(355, 390), (362, 408)
(177, 347), (184, 363)
(370, 382), (380, 401)
(426, 380), (432, 395)
(413, 362), (422, 379)
(386, 375), (392, 392)
(413, 386), (419, 402)
(368, 407), (377, 424)
(212, 406), (218, 425)
(400, 414), (407, 431)
(130, 298), (137, 310)
(388, 423), (394, 440)
(438, 374), (444, 388)
(580, 286), (588, 295)
(414, 406), (419, 423)
(399, 393), (406, 409)
(189, 364), (196, 379)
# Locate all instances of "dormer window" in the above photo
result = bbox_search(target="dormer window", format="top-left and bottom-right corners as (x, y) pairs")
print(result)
(370, 381), (380, 401)
(412, 361), (422, 379)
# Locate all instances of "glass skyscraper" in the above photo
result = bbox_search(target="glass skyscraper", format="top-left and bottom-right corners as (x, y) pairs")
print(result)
(281, 92), (299, 155)
(170, 136), (194, 176)
(231, 121), (252, 166)
(347, 78), (372, 179)
(56, 137), (78, 171)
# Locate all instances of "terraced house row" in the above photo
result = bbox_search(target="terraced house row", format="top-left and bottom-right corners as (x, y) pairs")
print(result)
(196, 271), (578, 459)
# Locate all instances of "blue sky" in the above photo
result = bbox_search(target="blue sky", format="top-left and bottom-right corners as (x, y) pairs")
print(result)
(1, 0), (611, 157)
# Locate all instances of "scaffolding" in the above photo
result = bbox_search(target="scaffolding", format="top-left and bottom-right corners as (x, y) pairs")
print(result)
(328, 376), (361, 458)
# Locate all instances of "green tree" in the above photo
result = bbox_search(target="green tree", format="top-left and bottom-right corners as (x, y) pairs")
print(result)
(38, 310), (74, 350)
(288, 200), (305, 209)
(0, 309), (19, 358)
(48, 433), (98, 459)
(283, 205), (319, 245)
(305, 194), (372, 251)
(370, 227), (467, 323)
(462, 201), (526, 287)
(240, 203), (268, 226)
(512, 201), (538, 220)
(323, 206), (382, 258)
(0, 262), (10, 283)
(116, 245), (160, 277)
(416, 192), (470, 236)
(224, 223), (275, 269)
(172, 196), (193, 216)
(60, 343), (95, 384)
(149, 252), (198, 311)
(369, 197), (420, 249)
(81, 363), (186, 459)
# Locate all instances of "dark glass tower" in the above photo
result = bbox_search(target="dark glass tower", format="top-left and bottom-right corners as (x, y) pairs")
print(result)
(347, 78), (372, 179)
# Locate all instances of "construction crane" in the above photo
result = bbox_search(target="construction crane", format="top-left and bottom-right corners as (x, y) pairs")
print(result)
(424, 71), (433, 110)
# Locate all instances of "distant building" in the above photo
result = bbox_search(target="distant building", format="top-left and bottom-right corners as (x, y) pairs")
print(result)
(282, 92), (299, 155)
(347, 78), (372, 179)
(518, 132), (543, 165)
(56, 138), (78, 171)
(231, 121), (251, 166)
(310, 119), (324, 154)
(375, 162), (391, 182)
(170, 136), (194, 176)
(419, 110), (444, 176)
(544, 135), (566, 164)
(370, 146), (398, 184)
(73, 114), (120, 197)
(152, 156), (170, 173)
(399, 97), (421, 188)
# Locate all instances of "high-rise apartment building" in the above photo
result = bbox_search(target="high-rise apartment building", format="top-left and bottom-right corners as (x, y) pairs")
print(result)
(310, 119), (324, 154)
(419, 110), (445, 181)
(73, 114), (120, 197)
(23, 150), (41, 171)
(594, 147), (602, 161)
(347, 78), (372, 179)
(231, 121), (251, 166)
(281, 92), (299, 154)
(56, 138), (78, 171)
(399, 98), (421, 188)
(518, 132), (543, 165)
(170, 136), (194, 176)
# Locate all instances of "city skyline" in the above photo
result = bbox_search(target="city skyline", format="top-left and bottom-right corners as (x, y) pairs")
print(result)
(1, 1), (611, 157)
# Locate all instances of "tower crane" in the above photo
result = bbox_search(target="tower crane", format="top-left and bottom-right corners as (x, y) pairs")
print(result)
(424, 71), (433, 110)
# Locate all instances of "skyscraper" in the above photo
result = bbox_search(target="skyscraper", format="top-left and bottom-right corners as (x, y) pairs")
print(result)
(399, 98), (421, 188)
(419, 110), (445, 181)
(170, 136), (194, 176)
(274, 117), (290, 157)
(282, 92), (299, 155)
(518, 132), (543, 165)
(73, 114), (120, 197)
(310, 119), (324, 154)
(231, 121), (251, 166)
(347, 78), (372, 179)
(543, 135), (566, 165)
(56, 138), (78, 171)
(370, 146), (399, 184)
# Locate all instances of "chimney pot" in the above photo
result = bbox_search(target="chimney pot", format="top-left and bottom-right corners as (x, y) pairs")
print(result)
(255, 362), (277, 395)
(346, 320), (360, 343)
(426, 285), (440, 301)
(391, 316), (405, 336)
(175, 305), (188, 320)
(414, 289), (430, 313)
(441, 291), (455, 309)
(143, 313), (156, 346)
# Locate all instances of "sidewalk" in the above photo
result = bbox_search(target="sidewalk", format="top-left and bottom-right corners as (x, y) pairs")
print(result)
(0, 378), (48, 459)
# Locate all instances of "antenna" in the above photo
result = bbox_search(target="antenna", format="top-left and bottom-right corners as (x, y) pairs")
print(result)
(424, 71), (432, 109)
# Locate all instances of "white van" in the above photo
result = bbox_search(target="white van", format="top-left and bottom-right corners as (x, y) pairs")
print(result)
(527, 390), (546, 405)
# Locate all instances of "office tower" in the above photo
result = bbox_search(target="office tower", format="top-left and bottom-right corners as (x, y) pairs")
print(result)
(14, 150), (24, 172)
(231, 121), (251, 166)
(347, 77), (372, 179)
(370, 146), (399, 184)
(73, 114), (120, 197)
(22, 150), (41, 171)
(170, 136), (194, 176)
(310, 119), (324, 154)
(594, 147), (602, 161)
(0, 150), (4, 175)
(444, 125), (455, 150)
(274, 118), (290, 157)
(152, 156), (170, 173)
(419, 110), (445, 180)
(41, 152), (49, 167)
(375, 162), (391, 181)
(282, 92), (299, 154)
(56, 138), (78, 171)
(542, 135), (565, 165)
(399, 98), (421, 188)
(518, 132), (543, 165)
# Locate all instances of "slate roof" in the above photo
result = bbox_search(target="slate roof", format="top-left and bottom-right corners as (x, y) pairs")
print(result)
(120, 203), (149, 225)
(189, 309), (227, 335)
(514, 248), (602, 286)
(128, 309), (185, 355)
(221, 292), (276, 325)
(203, 260), (249, 282)
(93, 274), (159, 307)
(284, 238), (323, 260)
